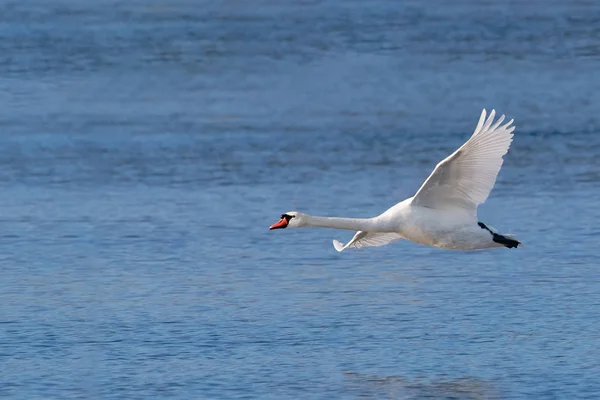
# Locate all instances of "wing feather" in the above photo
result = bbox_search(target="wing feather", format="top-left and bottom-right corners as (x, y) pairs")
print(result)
(333, 231), (403, 252)
(411, 109), (515, 214)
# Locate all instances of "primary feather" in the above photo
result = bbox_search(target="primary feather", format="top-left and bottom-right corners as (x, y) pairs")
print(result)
(411, 109), (515, 214)
(333, 231), (403, 252)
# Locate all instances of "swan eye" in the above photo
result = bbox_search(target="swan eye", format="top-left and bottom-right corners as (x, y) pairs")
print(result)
(281, 214), (295, 221)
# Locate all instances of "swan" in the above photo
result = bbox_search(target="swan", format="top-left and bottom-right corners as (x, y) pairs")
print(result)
(269, 109), (520, 252)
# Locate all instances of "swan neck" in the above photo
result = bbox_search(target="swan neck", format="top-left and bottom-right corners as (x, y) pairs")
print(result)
(305, 215), (378, 231)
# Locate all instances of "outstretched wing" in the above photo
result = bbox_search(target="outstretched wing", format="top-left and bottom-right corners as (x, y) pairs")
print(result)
(411, 109), (515, 214)
(333, 231), (403, 252)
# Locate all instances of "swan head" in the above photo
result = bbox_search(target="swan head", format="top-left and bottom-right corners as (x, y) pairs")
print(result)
(269, 211), (307, 230)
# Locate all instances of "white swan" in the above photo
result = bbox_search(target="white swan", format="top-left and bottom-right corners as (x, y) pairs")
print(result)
(270, 109), (520, 251)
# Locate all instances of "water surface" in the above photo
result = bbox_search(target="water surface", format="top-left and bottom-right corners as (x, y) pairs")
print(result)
(1, 1), (600, 398)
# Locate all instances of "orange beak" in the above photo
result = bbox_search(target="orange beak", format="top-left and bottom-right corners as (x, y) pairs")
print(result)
(269, 217), (288, 230)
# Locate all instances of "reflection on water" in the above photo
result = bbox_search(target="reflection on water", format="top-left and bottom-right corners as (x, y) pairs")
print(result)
(344, 371), (501, 400)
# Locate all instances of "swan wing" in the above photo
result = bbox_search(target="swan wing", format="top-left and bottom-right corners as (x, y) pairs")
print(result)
(411, 109), (515, 214)
(333, 231), (403, 252)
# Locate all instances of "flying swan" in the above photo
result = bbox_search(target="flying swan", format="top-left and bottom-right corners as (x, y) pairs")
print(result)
(270, 109), (520, 251)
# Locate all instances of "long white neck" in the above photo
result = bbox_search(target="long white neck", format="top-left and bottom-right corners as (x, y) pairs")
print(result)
(304, 215), (382, 231)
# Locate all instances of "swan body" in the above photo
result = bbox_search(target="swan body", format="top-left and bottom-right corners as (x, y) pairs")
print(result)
(270, 109), (520, 252)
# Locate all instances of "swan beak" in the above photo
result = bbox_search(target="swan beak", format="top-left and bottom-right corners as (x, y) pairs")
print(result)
(269, 218), (288, 230)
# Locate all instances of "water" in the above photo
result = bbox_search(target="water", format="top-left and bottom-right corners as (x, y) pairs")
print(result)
(1, 0), (600, 398)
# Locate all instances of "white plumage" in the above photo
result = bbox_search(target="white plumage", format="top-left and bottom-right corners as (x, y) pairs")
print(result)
(333, 232), (404, 252)
(270, 109), (521, 252)
(412, 109), (515, 214)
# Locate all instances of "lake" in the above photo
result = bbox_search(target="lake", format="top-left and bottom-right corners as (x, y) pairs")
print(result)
(1, 0), (600, 398)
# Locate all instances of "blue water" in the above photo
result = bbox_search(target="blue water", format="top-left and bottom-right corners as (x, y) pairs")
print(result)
(1, 1), (600, 398)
